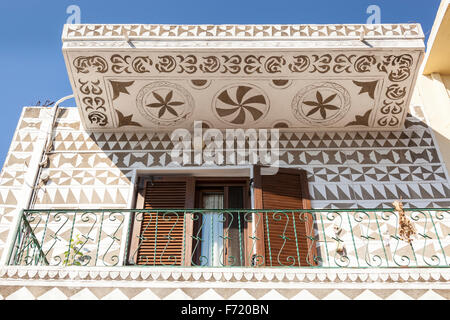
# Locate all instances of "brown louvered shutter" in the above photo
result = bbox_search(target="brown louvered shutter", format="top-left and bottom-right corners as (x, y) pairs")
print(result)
(129, 177), (194, 266)
(253, 166), (316, 267)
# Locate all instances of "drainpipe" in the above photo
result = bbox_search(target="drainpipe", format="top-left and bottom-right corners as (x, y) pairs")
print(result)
(27, 94), (75, 207)
(0, 94), (74, 266)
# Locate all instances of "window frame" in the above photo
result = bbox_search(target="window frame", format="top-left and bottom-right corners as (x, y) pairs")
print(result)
(129, 175), (250, 266)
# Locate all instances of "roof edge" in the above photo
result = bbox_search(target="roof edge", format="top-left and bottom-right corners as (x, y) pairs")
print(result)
(62, 23), (425, 42)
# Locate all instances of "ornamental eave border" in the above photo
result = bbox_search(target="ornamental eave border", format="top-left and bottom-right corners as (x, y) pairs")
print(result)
(1, 266), (449, 284)
(62, 23), (425, 42)
(60, 23), (425, 132)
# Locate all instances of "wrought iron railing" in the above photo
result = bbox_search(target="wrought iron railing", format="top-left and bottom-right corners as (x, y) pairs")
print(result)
(8, 209), (450, 268)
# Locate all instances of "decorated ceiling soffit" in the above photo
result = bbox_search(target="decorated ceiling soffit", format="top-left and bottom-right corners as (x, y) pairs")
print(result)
(62, 24), (425, 132)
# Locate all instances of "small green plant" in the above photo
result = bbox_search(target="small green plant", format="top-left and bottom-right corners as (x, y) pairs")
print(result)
(63, 234), (89, 266)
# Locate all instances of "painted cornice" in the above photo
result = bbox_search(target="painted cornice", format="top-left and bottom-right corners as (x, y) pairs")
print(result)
(62, 24), (424, 41)
(61, 23), (425, 132)
(1, 266), (449, 284)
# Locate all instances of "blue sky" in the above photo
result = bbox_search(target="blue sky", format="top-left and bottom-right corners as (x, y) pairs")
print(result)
(0, 0), (441, 167)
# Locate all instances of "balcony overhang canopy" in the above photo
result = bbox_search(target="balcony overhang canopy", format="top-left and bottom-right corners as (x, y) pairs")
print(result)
(62, 23), (424, 132)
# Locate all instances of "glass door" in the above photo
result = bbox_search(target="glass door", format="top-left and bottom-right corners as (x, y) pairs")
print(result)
(192, 184), (247, 267)
(200, 191), (224, 267)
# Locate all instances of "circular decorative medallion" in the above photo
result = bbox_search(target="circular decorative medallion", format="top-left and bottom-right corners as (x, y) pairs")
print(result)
(291, 82), (350, 126)
(136, 81), (194, 126)
(213, 84), (269, 126)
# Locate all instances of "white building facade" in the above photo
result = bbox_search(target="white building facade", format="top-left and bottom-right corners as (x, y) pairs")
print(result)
(0, 21), (449, 300)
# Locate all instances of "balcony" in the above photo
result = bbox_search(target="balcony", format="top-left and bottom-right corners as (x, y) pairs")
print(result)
(5, 209), (450, 268)
(8, 208), (450, 268)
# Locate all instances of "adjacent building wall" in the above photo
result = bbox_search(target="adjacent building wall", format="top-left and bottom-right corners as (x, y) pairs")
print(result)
(417, 74), (450, 177)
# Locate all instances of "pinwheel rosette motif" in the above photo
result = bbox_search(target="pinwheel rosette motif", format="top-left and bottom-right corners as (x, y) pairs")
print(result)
(213, 85), (269, 125)
(146, 90), (184, 119)
(303, 91), (340, 120)
(136, 81), (194, 127)
(292, 82), (350, 126)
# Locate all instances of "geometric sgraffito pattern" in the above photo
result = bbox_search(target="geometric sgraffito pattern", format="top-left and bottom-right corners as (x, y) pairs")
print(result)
(1, 106), (450, 212)
(33, 187), (129, 206)
(0, 286), (448, 300)
(309, 183), (450, 202)
(0, 103), (450, 297)
(43, 169), (132, 186)
(50, 125), (436, 152)
(16, 107), (446, 212)
(64, 24), (424, 39)
(1, 266), (449, 300)
(0, 107), (47, 259)
(308, 165), (448, 184)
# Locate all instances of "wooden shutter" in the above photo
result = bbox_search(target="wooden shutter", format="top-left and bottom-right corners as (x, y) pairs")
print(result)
(253, 166), (316, 267)
(129, 176), (194, 266)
